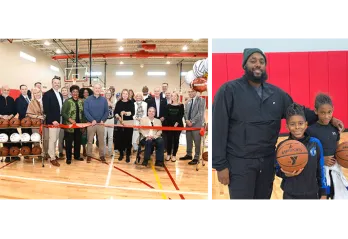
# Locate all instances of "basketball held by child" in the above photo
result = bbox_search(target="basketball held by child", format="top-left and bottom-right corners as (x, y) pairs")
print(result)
(276, 140), (308, 172)
(335, 141), (348, 168)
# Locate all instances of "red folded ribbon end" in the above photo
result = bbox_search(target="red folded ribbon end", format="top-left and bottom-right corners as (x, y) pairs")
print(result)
(199, 128), (205, 136)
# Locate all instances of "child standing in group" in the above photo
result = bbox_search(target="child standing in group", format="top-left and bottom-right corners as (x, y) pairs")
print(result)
(306, 93), (348, 199)
(275, 103), (328, 199)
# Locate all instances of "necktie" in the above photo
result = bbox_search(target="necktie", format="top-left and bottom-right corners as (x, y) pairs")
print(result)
(25, 97), (29, 104)
(188, 99), (194, 120)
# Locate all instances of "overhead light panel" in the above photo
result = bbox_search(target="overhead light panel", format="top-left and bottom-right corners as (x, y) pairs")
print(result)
(182, 45), (188, 51)
(19, 51), (36, 62)
(140, 64), (144, 68)
(50, 65), (59, 72)
(120, 61), (124, 65)
(117, 38), (124, 42)
(56, 49), (62, 54)
(44, 41), (50, 46)
(166, 61), (170, 64)
(192, 38), (200, 41)
(119, 46), (124, 51)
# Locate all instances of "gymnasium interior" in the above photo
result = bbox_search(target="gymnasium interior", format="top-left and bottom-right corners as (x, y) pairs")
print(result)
(0, 38), (208, 199)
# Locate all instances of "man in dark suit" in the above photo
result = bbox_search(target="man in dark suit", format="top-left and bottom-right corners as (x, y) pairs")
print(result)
(147, 87), (168, 151)
(160, 83), (169, 99)
(43, 76), (63, 167)
(15, 84), (32, 158)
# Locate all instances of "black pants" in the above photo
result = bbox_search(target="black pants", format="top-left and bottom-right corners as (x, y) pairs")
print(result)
(162, 131), (167, 151)
(116, 128), (133, 156)
(283, 192), (318, 199)
(166, 131), (181, 156)
(64, 129), (81, 160)
(228, 153), (275, 199)
(140, 137), (164, 163)
(327, 170), (335, 199)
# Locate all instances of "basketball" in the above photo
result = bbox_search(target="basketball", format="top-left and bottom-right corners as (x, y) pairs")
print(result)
(9, 146), (20, 156)
(31, 146), (42, 155)
(21, 117), (32, 127)
(21, 146), (31, 156)
(335, 141), (348, 168)
(31, 118), (41, 127)
(202, 151), (208, 161)
(0, 147), (9, 156)
(276, 140), (308, 172)
(9, 118), (20, 127)
(0, 119), (9, 128)
(191, 77), (207, 93)
(193, 59), (206, 78)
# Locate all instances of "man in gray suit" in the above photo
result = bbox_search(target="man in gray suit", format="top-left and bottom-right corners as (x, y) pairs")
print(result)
(180, 89), (206, 165)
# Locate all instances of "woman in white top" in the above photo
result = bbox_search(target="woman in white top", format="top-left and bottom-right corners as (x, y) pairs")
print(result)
(132, 92), (147, 151)
(104, 90), (116, 157)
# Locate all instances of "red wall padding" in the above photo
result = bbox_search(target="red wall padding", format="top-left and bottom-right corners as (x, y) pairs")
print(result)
(212, 53), (228, 98)
(9, 89), (20, 100)
(213, 51), (348, 133)
(328, 51), (347, 127)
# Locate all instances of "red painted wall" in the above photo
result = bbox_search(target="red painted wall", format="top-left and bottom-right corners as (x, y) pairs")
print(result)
(212, 51), (348, 133)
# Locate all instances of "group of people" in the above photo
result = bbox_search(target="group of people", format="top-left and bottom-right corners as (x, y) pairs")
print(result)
(0, 78), (206, 168)
(213, 48), (347, 200)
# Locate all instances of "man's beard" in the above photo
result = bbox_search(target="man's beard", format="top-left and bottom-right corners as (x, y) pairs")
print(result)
(244, 68), (268, 84)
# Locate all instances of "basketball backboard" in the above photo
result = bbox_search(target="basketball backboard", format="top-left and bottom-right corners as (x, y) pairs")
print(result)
(64, 67), (88, 83)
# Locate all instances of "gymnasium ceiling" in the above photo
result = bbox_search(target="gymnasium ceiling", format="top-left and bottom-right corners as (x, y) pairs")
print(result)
(2, 38), (208, 67)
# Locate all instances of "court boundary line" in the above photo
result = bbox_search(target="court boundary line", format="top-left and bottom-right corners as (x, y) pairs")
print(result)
(0, 174), (208, 196)
(164, 164), (185, 199)
(91, 157), (156, 189)
(94, 157), (185, 199)
(0, 160), (17, 170)
(151, 164), (167, 199)
(94, 157), (177, 200)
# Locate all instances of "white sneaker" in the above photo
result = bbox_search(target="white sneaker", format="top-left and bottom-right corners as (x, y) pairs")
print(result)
(166, 155), (171, 161)
(171, 156), (176, 162)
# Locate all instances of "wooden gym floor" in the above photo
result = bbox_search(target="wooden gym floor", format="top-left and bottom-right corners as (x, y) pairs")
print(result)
(212, 132), (348, 199)
(0, 143), (208, 199)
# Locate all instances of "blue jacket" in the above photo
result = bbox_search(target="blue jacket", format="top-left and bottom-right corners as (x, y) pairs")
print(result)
(83, 95), (108, 123)
(275, 133), (328, 197)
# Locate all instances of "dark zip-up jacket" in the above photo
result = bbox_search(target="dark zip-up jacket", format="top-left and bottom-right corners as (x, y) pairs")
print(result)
(0, 95), (16, 116)
(212, 76), (317, 171)
(275, 133), (328, 196)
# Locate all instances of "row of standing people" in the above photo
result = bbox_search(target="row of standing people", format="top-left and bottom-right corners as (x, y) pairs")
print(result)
(103, 85), (206, 166)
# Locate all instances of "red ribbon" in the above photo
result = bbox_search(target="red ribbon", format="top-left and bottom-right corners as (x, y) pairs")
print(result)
(42, 123), (206, 135)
